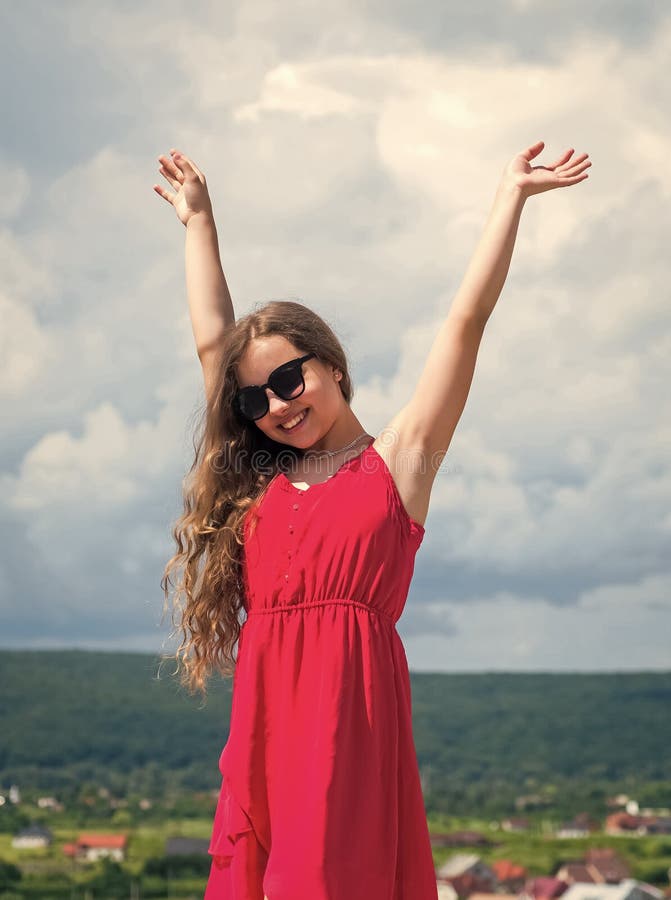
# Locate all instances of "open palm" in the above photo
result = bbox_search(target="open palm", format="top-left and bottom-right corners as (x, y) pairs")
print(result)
(153, 149), (213, 226)
(504, 140), (591, 197)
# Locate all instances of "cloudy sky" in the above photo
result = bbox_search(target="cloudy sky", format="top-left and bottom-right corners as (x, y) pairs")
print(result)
(2, 0), (669, 673)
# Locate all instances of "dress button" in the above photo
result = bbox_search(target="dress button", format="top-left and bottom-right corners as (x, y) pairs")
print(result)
(284, 574), (289, 581)
(292, 503), (299, 511)
(287, 550), (292, 557)
(288, 525), (294, 532)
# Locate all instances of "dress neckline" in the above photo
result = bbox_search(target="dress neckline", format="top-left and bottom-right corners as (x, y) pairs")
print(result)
(277, 439), (375, 494)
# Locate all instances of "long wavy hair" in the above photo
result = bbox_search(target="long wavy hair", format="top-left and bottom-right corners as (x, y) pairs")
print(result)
(159, 300), (353, 698)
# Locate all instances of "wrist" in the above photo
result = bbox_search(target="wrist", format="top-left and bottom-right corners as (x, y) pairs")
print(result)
(185, 209), (216, 230)
(496, 175), (528, 206)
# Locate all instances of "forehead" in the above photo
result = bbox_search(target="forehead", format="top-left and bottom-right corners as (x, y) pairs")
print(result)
(236, 335), (305, 387)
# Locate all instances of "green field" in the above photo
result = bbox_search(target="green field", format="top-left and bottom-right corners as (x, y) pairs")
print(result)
(1, 651), (670, 897)
(2, 815), (671, 899)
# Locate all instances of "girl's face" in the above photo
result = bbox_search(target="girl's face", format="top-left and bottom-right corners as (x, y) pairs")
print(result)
(235, 336), (343, 448)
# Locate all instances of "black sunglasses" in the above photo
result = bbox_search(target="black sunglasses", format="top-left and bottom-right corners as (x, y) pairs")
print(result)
(234, 352), (317, 421)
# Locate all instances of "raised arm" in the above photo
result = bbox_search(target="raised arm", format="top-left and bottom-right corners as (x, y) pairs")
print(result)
(382, 140), (591, 526)
(153, 149), (235, 401)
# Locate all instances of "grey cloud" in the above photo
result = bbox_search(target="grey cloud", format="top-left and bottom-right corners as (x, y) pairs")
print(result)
(359, 0), (668, 60)
(2, 2), (669, 670)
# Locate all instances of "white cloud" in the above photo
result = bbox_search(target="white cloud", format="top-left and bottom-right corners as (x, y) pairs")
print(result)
(0, 293), (51, 394)
(9, 403), (153, 512)
(402, 575), (671, 671)
(1, 3), (669, 667)
(0, 228), (54, 306)
(0, 157), (30, 221)
(234, 62), (370, 121)
(580, 572), (670, 614)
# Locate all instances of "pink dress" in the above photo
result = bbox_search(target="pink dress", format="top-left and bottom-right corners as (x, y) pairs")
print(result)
(204, 439), (438, 900)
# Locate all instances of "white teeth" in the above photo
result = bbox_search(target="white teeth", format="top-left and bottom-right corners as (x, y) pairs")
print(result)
(281, 410), (307, 430)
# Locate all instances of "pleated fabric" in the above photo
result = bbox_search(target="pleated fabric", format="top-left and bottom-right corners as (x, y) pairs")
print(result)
(204, 439), (438, 900)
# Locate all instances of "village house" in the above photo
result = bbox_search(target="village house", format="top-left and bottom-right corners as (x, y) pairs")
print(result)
(501, 817), (531, 833)
(436, 853), (499, 896)
(556, 813), (600, 839)
(437, 885), (459, 900)
(572, 848), (631, 884)
(520, 875), (570, 900)
(12, 823), (53, 849)
(560, 878), (664, 900)
(491, 859), (528, 892)
(62, 833), (128, 862)
(521, 848), (634, 898)
(605, 812), (671, 836)
(468, 893), (519, 900)
(165, 836), (211, 856)
(645, 817), (671, 835)
(605, 812), (646, 835)
(37, 796), (63, 810)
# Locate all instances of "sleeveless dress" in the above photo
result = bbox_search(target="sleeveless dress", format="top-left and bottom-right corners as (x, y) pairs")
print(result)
(204, 438), (438, 900)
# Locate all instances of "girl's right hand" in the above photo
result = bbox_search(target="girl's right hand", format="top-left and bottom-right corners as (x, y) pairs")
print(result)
(153, 149), (213, 226)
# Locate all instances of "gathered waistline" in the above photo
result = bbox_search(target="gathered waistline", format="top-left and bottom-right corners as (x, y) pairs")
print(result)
(244, 597), (395, 625)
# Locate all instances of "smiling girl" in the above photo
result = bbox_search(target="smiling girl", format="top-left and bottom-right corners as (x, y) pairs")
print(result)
(154, 140), (590, 900)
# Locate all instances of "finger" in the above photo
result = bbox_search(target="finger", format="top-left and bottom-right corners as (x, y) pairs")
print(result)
(556, 152), (589, 173)
(547, 148), (575, 170)
(520, 139), (545, 161)
(559, 159), (591, 178)
(158, 164), (182, 191)
(554, 172), (589, 187)
(153, 184), (175, 205)
(562, 172), (589, 185)
(555, 151), (587, 171)
(158, 154), (184, 182)
(173, 154), (202, 181)
(170, 148), (202, 176)
(171, 150), (205, 181)
(169, 154), (190, 180)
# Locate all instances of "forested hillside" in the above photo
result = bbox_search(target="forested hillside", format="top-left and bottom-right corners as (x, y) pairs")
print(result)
(1, 651), (670, 818)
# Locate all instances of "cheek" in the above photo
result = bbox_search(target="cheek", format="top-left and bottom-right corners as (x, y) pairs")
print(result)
(303, 380), (340, 412)
(304, 377), (331, 402)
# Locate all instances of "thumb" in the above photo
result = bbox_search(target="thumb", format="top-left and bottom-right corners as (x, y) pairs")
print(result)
(520, 140), (545, 161)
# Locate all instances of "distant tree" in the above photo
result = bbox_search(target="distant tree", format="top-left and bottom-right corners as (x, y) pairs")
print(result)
(0, 859), (22, 890)
(111, 809), (133, 827)
(84, 858), (131, 898)
(0, 806), (30, 834)
(632, 860), (671, 887)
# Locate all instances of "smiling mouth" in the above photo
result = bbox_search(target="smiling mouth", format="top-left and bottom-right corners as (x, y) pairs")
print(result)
(279, 409), (309, 431)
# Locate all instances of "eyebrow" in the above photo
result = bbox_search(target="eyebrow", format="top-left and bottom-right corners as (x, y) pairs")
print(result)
(237, 356), (299, 390)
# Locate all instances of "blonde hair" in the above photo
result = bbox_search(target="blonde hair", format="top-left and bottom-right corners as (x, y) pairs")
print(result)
(159, 300), (353, 698)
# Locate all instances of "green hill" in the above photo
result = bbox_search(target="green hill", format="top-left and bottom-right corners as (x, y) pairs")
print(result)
(1, 650), (670, 818)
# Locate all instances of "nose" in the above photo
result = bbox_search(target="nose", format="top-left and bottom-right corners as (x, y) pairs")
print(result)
(266, 390), (291, 417)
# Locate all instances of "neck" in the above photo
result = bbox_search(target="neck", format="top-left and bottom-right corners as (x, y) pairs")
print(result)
(303, 430), (372, 461)
(302, 408), (369, 457)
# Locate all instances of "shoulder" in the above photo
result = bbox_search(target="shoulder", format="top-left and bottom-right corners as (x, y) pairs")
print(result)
(370, 406), (443, 529)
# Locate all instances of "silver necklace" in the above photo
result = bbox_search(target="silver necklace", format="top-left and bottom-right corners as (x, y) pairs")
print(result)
(303, 430), (373, 460)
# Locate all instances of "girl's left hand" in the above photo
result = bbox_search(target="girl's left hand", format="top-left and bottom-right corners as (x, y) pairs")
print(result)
(503, 140), (591, 198)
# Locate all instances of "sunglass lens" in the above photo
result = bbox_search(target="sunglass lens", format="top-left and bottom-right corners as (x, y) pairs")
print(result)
(237, 389), (268, 421)
(272, 363), (305, 399)
(236, 357), (309, 421)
